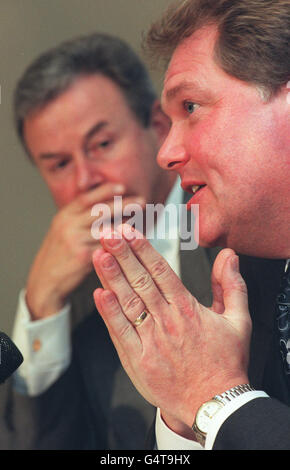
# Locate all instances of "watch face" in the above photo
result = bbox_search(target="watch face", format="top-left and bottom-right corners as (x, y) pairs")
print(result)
(196, 400), (224, 433)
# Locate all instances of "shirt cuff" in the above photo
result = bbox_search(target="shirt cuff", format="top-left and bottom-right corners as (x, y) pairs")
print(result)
(12, 289), (71, 396)
(205, 390), (269, 449)
(155, 408), (203, 450)
(155, 391), (269, 450)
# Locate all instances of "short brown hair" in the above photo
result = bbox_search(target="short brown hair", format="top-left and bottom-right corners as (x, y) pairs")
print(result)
(15, 33), (156, 151)
(146, 0), (290, 97)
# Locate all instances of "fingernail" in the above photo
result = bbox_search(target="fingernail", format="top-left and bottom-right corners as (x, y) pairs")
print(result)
(113, 184), (125, 194)
(135, 197), (146, 206)
(104, 236), (123, 248)
(231, 255), (240, 272)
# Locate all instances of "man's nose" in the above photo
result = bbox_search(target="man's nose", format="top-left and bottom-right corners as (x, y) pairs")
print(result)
(157, 125), (189, 171)
(76, 158), (104, 192)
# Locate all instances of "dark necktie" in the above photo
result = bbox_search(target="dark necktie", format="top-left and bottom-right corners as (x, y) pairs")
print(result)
(277, 261), (290, 375)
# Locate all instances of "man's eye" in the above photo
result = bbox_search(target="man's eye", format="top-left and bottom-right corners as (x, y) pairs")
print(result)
(87, 140), (111, 157)
(99, 140), (110, 148)
(183, 101), (199, 114)
(54, 159), (69, 170)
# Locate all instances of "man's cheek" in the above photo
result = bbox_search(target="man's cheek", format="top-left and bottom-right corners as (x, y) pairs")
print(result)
(50, 186), (76, 208)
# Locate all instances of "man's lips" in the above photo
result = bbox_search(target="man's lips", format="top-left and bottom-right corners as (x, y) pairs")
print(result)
(181, 181), (206, 192)
(181, 182), (207, 209)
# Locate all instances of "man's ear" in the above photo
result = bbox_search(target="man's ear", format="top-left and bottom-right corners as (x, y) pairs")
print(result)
(149, 100), (171, 145)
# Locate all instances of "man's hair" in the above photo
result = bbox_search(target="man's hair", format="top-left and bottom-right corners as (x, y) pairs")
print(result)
(15, 33), (157, 149)
(146, 0), (290, 98)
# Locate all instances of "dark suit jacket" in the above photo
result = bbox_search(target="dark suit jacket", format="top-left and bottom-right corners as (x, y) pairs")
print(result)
(213, 256), (290, 450)
(0, 238), (219, 449)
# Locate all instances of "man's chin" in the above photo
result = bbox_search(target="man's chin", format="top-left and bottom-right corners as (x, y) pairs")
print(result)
(198, 229), (226, 250)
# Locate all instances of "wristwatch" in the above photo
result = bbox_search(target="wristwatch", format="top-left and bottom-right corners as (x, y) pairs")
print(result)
(192, 384), (255, 447)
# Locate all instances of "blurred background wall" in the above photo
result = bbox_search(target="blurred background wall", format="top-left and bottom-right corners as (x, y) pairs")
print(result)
(0, 0), (172, 334)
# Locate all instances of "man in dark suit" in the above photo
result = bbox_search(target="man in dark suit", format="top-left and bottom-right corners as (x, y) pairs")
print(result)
(92, 0), (290, 450)
(0, 33), (219, 449)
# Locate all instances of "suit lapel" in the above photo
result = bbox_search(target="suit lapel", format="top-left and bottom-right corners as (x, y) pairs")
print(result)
(239, 256), (285, 389)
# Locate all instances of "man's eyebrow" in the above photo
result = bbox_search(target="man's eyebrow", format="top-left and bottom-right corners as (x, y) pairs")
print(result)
(38, 121), (109, 160)
(39, 152), (69, 160)
(164, 81), (211, 102)
(84, 121), (109, 146)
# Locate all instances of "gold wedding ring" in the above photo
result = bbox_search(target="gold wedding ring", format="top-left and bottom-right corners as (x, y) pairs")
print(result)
(133, 311), (148, 327)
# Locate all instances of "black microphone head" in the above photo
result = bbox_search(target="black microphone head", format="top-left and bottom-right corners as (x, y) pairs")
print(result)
(0, 332), (23, 384)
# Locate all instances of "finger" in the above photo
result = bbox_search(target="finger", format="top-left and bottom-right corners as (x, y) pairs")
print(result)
(89, 196), (146, 244)
(100, 229), (169, 315)
(92, 249), (148, 324)
(94, 288), (153, 400)
(93, 288), (129, 363)
(93, 288), (142, 356)
(216, 251), (251, 334)
(116, 224), (189, 305)
(110, 195), (146, 216)
(211, 248), (234, 314)
(222, 255), (249, 313)
(89, 195), (146, 231)
(92, 247), (111, 290)
(72, 183), (126, 213)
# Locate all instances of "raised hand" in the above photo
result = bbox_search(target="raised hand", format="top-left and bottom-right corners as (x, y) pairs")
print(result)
(92, 224), (252, 431)
(26, 186), (143, 320)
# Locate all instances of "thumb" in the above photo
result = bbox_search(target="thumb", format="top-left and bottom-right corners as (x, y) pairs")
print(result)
(211, 248), (234, 314)
(211, 249), (250, 319)
(221, 253), (251, 332)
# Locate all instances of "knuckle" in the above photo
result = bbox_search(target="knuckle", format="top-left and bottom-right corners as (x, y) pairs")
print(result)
(133, 237), (148, 252)
(150, 258), (169, 279)
(123, 295), (142, 312)
(118, 322), (132, 340)
(105, 263), (121, 280)
(176, 293), (197, 318)
(117, 247), (130, 261)
(238, 278), (248, 294)
(132, 272), (152, 292)
(225, 278), (248, 296)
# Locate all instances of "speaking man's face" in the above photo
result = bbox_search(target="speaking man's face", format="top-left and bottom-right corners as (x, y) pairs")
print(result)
(23, 74), (168, 209)
(159, 26), (289, 258)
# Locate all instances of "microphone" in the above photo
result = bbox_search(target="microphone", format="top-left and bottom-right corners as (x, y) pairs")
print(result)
(0, 331), (23, 384)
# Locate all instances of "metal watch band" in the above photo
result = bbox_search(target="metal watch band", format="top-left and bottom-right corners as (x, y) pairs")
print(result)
(213, 384), (255, 405)
(192, 384), (255, 447)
